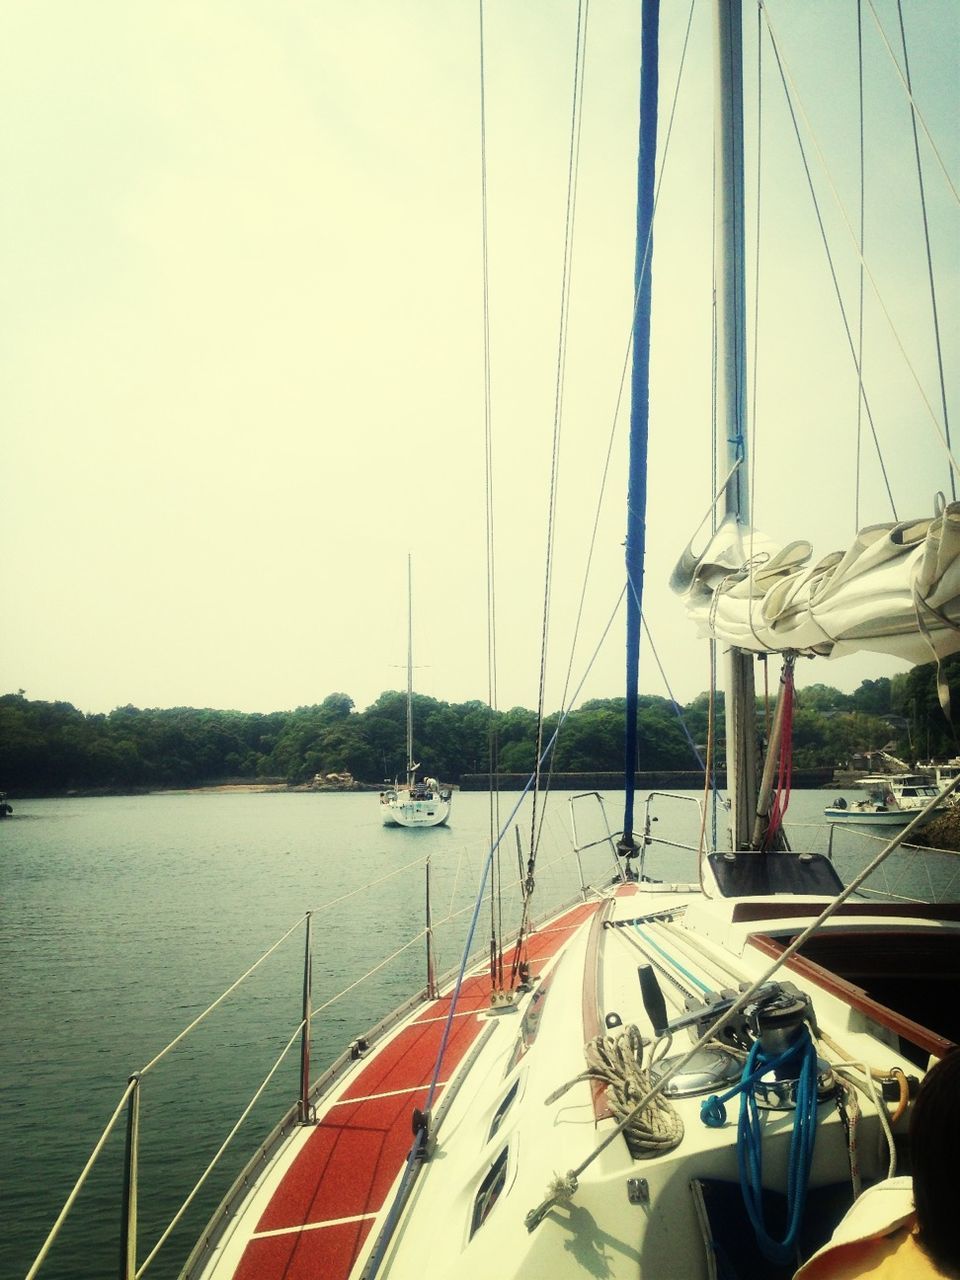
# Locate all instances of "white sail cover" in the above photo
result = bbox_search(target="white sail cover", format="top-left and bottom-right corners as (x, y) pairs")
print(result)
(671, 498), (960, 665)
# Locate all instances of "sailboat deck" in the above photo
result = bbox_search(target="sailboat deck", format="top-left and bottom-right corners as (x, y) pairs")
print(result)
(223, 899), (600, 1280)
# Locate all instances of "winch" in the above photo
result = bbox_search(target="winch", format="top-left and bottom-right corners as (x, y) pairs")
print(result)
(643, 975), (834, 1108)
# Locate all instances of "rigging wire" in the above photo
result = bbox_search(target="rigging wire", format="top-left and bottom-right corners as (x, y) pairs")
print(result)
(894, 0), (955, 502)
(855, 0), (866, 531)
(758, 3), (898, 521)
(625, 585), (706, 775)
(709, 9), (721, 854)
(507, 585), (626, 990)
(760, 1), (959, 493)
(536, 0), (697, 864)
(528, 0), (590, 884)
(865, 0), (960, 206)
(477, 0), (505, 990)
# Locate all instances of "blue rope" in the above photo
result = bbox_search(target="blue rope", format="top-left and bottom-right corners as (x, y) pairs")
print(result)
(632, 924), (712, 993)
(700, 1030), (820, 1266)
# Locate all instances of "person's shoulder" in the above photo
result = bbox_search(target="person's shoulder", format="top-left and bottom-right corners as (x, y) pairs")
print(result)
(793, 1179), (916, 1280)
(837, 1178), (915, 1242)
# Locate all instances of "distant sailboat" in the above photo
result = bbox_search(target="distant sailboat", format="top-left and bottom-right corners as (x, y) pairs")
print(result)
(380, 555), (451, 828)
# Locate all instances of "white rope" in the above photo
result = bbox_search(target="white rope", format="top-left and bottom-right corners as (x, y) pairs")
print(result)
(864, 0), (960, 204)
(830, 1060), (897, 1181)
(527, 1024), (682, 1229)
(139, 914), (307, 1078)
(25, 1079), (138, 1280)
(545, 1024), (684, 1157)
(311, 931), (427, 1017)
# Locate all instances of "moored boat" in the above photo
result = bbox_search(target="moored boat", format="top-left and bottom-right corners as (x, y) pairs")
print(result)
(825, 774), (946, 826)
(380, 555), (452, 829)
(380, 774), (452, 828)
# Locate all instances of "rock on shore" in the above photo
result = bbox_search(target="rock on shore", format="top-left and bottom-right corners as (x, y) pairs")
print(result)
(916, 803), (960, 852)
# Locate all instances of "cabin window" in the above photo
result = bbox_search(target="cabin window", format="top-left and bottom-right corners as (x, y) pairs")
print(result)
(488, 1079), (520, 1142)
(470, 1147), (509, 1238)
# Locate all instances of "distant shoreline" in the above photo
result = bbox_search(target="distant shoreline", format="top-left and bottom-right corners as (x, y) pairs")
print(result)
(9, 781), (386, 799)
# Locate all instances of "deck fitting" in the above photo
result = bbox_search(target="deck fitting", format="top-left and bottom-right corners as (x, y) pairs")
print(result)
(627, 1178), (649, 1205)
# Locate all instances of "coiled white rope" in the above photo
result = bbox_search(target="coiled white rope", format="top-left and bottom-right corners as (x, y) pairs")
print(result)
(546, 1024), (684, 1158)
(527, 1024), (683, 1229)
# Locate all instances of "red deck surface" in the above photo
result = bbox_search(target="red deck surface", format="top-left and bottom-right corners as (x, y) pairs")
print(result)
(231, 899), (599, 1280)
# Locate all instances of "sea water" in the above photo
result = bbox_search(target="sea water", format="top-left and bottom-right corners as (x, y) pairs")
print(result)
(2, 789), (951, 1279)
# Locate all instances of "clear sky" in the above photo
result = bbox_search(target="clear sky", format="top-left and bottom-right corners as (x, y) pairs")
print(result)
(1, 0), (957, 717)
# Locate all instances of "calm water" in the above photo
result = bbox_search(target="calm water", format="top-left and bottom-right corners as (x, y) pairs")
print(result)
(3, 789), (953, 1279)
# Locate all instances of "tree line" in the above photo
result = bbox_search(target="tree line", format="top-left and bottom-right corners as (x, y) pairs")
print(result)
(0, 656), (955, 794)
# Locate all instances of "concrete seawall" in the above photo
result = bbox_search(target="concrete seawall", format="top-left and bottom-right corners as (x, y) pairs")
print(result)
(458, 769), (835, 792)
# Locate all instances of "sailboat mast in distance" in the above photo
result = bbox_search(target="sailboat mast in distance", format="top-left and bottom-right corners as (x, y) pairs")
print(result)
(379, 555), (451, 828)
(406, 553), (414, 787)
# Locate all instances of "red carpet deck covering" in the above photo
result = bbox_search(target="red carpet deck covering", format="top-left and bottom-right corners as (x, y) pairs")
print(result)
(232, 900), (599, 1280)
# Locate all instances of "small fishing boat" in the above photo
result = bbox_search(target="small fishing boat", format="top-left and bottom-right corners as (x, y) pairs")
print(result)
(380, 556), (452, 829)
(825, 774), (946, 826)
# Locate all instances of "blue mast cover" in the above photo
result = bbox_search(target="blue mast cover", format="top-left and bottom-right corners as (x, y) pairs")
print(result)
(622, 0), (660, 848)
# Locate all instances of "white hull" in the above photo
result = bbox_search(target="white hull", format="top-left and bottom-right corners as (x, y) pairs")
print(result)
(381, 788), (451, 828)
(184, 860), (957, 1280)
(827, 774), (949, 826)
(824, 807), (917, 826)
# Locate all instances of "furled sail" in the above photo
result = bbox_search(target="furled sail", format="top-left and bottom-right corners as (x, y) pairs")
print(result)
(671, 497), (960, 665)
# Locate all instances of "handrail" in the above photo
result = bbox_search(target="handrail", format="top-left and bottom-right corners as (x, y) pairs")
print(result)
(311, 931), (427, 1016)
(792, 817), (960, 904)
(25, 1078), (138, 1280)
(25, 856), (438, 1280)
(136, 1019), (306, 1278)
(139, 913), (308, 1078)
(568, 791), (625, 885)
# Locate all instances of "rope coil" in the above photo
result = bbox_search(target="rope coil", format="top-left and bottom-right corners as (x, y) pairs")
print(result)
(547, 1024), (685, 1158)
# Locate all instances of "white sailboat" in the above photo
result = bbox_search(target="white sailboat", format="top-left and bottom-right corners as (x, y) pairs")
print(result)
(171, 6), (956, 1278)
(25, 6), (959, 1280)
(380, 556), (451, 829)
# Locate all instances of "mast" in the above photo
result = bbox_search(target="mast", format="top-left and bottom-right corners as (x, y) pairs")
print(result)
(621, 0), (660, 855)
(406, 553), (415, 787)
(714, 0), (758, 849)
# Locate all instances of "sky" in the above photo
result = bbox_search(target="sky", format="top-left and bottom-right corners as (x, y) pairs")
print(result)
(1, 0), (957, 718)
